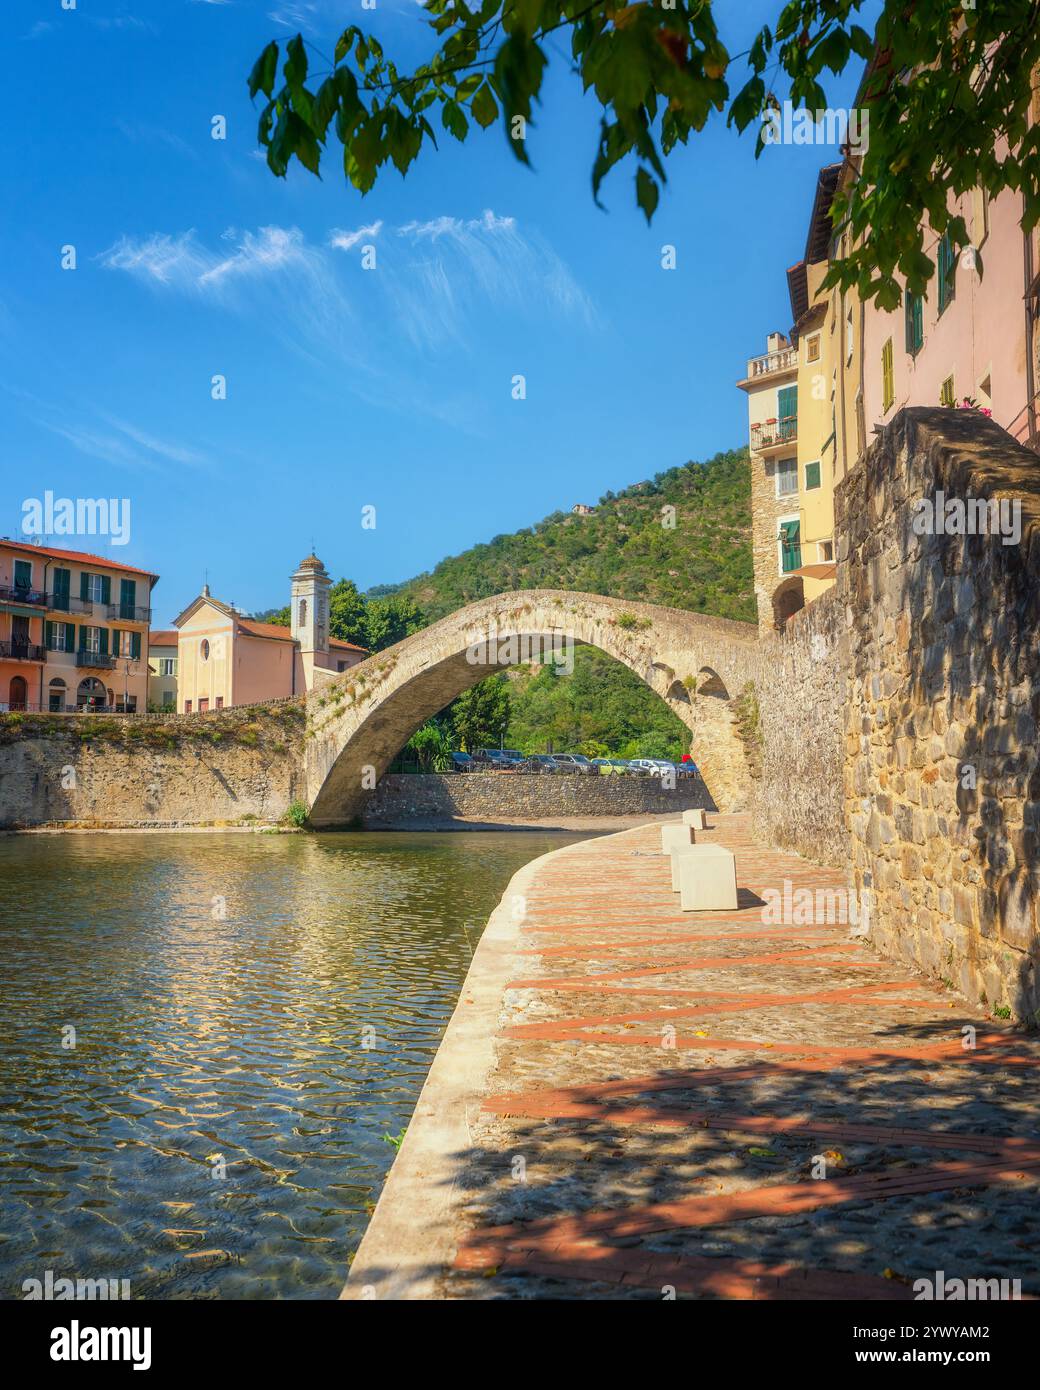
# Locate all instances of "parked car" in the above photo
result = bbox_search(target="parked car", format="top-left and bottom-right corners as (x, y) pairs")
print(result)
(526, 754), (561, 773)
(629, 758), (679, 778)
(553, 753), (595, 775)
(475, 748), (526, 770)
(590, 758), (629, 776)
(450, 751), (475, 772)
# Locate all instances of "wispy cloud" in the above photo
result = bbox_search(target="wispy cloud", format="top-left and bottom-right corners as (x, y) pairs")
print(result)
(386, 208), (596, 347)
(329, 222), (383, 252)
(98, 214), (595, 426)
(116, 120), (197, 160)
(40, 417), (207, 476)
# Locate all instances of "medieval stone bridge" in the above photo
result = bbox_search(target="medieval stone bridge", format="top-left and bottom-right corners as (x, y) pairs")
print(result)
(303, 589), (762, 827)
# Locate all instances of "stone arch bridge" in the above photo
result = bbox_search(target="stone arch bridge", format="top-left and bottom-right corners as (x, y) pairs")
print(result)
(303, 590), (761, 827)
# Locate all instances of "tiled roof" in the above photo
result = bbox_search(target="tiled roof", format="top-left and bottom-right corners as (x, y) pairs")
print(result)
(330, 637), (368, 653)
(149, 630), (179, 646)
(235, 618), (296, 643)
(0, 537), (158, 578)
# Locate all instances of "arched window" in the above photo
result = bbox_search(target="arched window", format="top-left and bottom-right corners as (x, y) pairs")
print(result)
(299, 599), (307, 627)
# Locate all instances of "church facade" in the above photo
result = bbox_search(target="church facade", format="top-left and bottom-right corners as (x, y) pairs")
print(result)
(171, 553), (366, 713)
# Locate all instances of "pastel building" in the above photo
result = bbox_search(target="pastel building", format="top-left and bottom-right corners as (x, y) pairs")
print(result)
(172, 553), (366, 713)
(740, 150), (1039, 631)
(148, 631), (179, 711)
(0, 539), (156, 712)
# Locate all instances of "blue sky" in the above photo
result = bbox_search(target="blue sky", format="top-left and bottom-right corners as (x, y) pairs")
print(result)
(2, 0), (865, 624)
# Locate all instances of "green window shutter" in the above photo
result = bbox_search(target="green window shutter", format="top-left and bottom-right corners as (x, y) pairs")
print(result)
(938, 233), (955, 313)
(101, 575), (111, 605)
(53, 568), (70, 610)
(905, 293), (923, 354)
(77, 625), (87, 650)
(14, 559), (32, 589)
(805, 461), (821, 490)
(130, 631), (141, 660)
(777, 386), (798, 440)
(99, 628), (109, 656)
(80, 572), (90, 602)
(65, 623), (75, 649)
(112, 629), (121, 657)
(45, 620), (54, 648)
(121, 578), (136, 612)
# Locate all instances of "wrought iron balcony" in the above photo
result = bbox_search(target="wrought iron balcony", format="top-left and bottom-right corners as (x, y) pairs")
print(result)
(0, 640), (45, 662)
(0, 585), (47, 607)
(106, 603), (152, 624)
(751, 415), (798, 452)
(75, 651), (118, 669)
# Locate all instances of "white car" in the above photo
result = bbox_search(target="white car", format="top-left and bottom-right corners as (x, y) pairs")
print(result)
(629, 758), (677, 778)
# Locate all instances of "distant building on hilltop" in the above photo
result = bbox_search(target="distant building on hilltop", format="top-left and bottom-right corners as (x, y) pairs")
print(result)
(172, 552), (366, 713)
(572, 503), (594, 516)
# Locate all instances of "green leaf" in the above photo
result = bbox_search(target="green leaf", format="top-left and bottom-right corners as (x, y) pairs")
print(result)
(635, 166), (659, 223)
(248, 42), (279, 100)
(470, 82), (499, 129)
(442, 100), (469, 142)
(284, 34), (308, 92)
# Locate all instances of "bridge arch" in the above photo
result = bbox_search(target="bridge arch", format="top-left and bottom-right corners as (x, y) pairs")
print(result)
(302, 590), (761, 826)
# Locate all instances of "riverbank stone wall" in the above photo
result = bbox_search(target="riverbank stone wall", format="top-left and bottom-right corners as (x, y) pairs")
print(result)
(361, 771), (713, 825)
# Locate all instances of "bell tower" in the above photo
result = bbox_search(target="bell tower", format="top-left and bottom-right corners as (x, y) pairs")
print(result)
(290, 552), (331, 689)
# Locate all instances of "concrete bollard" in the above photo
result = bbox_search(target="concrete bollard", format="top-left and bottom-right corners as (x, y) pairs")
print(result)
(682, 808), (706, 830)
(678, 845), (738, 911)
(660, 823), (694, 855)
(668, 843), (716, 892)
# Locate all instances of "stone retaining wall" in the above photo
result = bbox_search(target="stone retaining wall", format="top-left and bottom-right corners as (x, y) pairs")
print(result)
(360, 771), (712, 825)
(836, 408), (1040, 1023)
(0, 705), (306, 827)
(750, 587), (849, 868)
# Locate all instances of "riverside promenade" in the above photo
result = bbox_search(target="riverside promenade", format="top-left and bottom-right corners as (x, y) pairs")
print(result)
(344, 814), (1040, 1300)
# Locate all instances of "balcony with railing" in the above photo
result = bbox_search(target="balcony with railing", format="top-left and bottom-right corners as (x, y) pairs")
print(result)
(745, 346), (798, 381)
(106, 603), (152, 624)
(0, 640), (45, 662)
(751, 415), (798, 452)
(0, 585), (47, 607)
(75, 650), (118, 669)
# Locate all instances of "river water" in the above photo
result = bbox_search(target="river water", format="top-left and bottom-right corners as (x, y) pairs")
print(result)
(0, 829), (581, 1300)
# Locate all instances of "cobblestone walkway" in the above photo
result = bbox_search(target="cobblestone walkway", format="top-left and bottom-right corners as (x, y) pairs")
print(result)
(444, 815), (1040, 1299)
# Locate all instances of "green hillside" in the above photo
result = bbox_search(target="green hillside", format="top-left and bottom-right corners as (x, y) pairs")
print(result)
(399, 447), (755, 625)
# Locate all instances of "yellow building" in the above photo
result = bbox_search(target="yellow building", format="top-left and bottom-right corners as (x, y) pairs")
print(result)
(738, 165), (845, 630)
(147, 631), (178, 711)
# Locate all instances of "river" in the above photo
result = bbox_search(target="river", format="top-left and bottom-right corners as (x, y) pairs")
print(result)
(0, 829), (582, 1300)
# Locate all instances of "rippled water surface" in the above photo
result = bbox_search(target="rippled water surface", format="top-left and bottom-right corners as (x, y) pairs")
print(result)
(0, 830), (581, 1300)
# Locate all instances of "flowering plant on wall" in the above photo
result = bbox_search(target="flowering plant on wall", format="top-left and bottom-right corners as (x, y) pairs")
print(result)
(943, 393), (992, 417)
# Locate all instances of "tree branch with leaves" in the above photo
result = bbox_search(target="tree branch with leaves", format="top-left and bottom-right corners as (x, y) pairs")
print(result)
(249, 0), (1040, 307)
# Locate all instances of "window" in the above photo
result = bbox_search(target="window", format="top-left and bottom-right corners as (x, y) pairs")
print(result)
(881, 338), (894, 412)
(299, 598), (307, 627)
(215, 696), (223, 710)
(162, 692), (175, 709)
(52, 567), (71, 611)
(940, 375), (955, 406)
(159, 657), (177, 676)
(200, 639), (210, 661)
(818, 540), (834, 562)
(778, 519), (802, 575)
(84, 626), (102, 654)
(776, 458), (798, 497)
(199, 698), (209, 713)
(45, 621), (74, 652)
(805, 334), (821, 363)
(905, 291), (924, 355)
(185, 700), (192, 713)
(14, 559), (32, 590)
(937, 231), (956, 314)
(804, 460), (821, 490)
(87, 574), (105, 603)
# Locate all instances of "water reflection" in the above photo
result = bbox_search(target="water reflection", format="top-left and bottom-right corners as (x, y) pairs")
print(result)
(0, 830), (580, 1300)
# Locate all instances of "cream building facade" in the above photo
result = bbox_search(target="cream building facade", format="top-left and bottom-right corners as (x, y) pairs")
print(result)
(172, 554), (366, 713)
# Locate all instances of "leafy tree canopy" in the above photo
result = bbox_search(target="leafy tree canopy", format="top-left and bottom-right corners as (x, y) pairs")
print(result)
(250, 2), (1040, 308)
